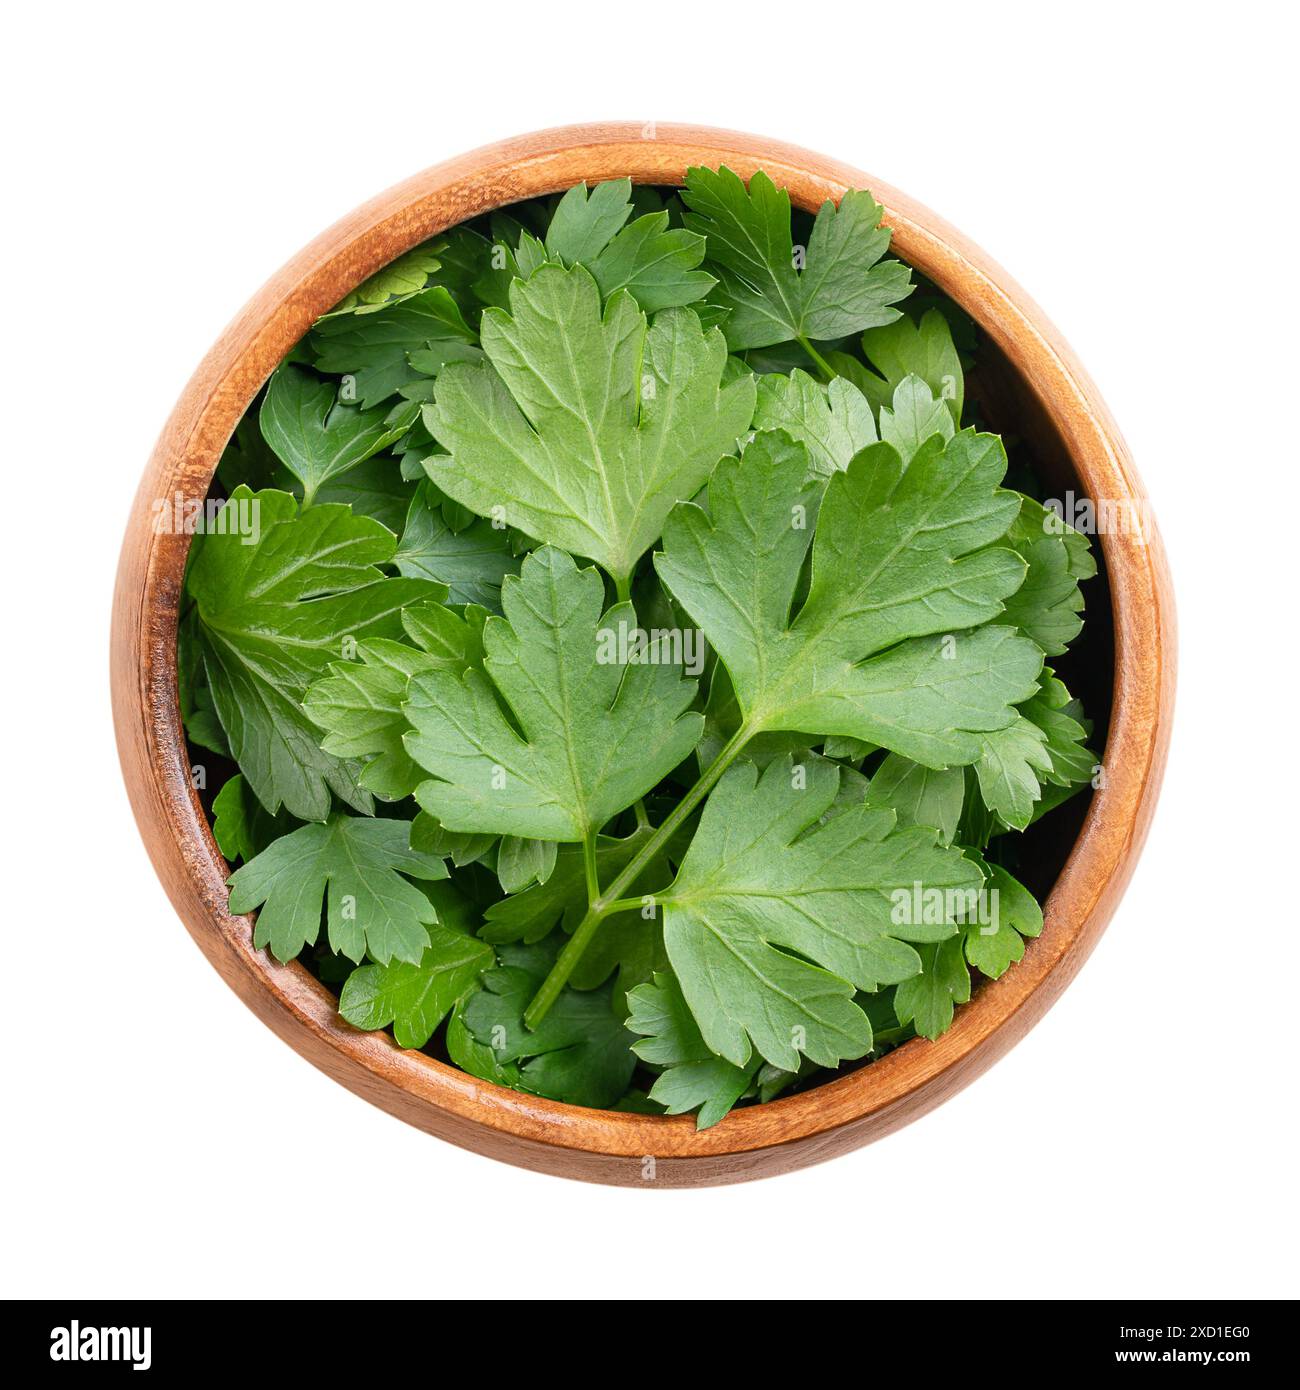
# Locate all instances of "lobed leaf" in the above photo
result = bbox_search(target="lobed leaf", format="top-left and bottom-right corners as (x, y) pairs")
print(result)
(405, 547), (704, 840)
(424, 262), (755, 585)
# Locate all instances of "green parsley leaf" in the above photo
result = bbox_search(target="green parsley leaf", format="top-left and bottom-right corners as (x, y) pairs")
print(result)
(866, 753), (966, 846)
(259, 364), (404, 502)
(185, 488), (443, 821)
(303, 456), (416, 534)
(974, 715), (1054, 830)
(1023, 673), (1094, 786)
(210, 773), (296, 864)
(896, 857), (1045, 1040)
(894, 936), (971, 1041)
(879, 374), (956, 462)
(445, 993), (522, 1088)
(660, 755), (984, 1069)
(967, 856), (1045, 978)
(589, 210), (716, 313)
(1001, 497), (1093, 656)
(393, 481), (521, 609)
(478, 182), (717, 322)
(330, 242), (445, 314)
(227, 813), (448, 965)
(962, 861), (1043, 980)
(301, 600), (485, 801)
(1015, 495), (1097, 582)
(752, 369), (877, 476)
(310, 287), (479, 409)
(626, 971), (756, 1129)
(404, 547), (703, 840)
(424, 262), (755, 586)
(463, 942), (636, 1107)
(966, 672), (1095, 831)
(496, 835), (558, 895)
(682, 166), (912, 350)
(544, 178), (635, 263)
(545, 181), (716, 312)
(338, 921), (492, 1048)
(410, 811), (496, 867)
(656, 429), (1042, 767)
(860, 308), (965, 422)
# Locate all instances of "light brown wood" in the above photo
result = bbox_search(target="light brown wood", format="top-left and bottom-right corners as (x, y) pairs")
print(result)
(110, 123), (1176, 1187)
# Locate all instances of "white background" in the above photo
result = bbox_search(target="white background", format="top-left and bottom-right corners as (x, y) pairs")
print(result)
(4, 1), (1295, 1301)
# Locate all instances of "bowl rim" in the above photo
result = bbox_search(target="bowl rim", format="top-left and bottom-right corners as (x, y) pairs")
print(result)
(111, 122), (1176, 1186)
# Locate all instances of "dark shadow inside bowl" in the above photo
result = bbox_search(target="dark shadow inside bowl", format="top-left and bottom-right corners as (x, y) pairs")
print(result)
(967, 332), (1114, 904)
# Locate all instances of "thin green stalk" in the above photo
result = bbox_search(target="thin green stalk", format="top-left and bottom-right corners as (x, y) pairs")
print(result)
(598, 895), (658, 917)
(581, 831), (600, 906)
(522, 724), (754, 1029)
(613, 571), (632, 604)
(796, 334), (836, 384)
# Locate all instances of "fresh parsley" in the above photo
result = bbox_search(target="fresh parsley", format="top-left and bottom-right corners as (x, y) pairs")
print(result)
(179, 168), (1098, 1131)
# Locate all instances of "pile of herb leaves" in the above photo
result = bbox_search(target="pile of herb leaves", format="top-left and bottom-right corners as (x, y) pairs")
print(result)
(180, 168), (1097, 1129)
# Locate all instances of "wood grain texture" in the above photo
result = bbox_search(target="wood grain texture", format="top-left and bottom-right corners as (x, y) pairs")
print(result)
(110, 123), (1177, 1187)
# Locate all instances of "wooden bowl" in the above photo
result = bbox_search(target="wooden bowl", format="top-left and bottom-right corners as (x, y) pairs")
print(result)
(111, 123), (1176, 1186)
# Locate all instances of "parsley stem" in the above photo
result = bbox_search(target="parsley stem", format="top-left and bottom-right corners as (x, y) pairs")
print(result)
(796, 334), (836, 384)
(522, 724), (755, 1029)
(599, 896), (659, 916)
(581, 831), (600, 908)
